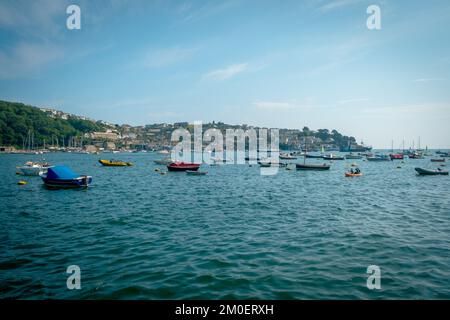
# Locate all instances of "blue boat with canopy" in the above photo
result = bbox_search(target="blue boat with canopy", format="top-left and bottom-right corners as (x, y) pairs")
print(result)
(40, 165), (92, 189)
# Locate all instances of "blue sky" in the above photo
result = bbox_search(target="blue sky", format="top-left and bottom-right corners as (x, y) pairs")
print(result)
(1, 0), (449, 148)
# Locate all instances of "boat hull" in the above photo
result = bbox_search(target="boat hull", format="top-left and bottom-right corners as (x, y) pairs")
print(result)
(41, 176), (92, 188)
(345, 172), (363, 177)
(296, 164), (330, 170)
(415, 168), (449, 175)
(167, 163), (200, 171)
(18, 166), (44, 176)
(99, 160), (132, 166)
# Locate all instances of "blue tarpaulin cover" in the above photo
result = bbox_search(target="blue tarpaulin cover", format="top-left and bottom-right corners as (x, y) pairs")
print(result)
(46, 166), (79, 180)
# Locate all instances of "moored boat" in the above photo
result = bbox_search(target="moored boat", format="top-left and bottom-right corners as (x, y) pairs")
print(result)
(167, 162), (200, 171)
(345, 153), (363, 160)
(279, 153), (297, 160)
(40, 165), (92, 188)
(98, 159), (133, 166)
(154, 158), (173, 165)
(390, 153), (404, 160)
(323, 154), (345, 160)
(431, 158), (445, 162)
(16, 161), (50, 176)
(296, 163), (331, 170)
(305, 153), (324, 159)
(415, 167), (449, 175)
(367, 154), (391, 161)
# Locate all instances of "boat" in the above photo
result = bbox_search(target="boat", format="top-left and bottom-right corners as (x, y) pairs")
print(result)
(154, 158), (173, 165)
(98, 159), (133, 167)
(390, 153), (404, 160)
(323, 154), (345, 160)
(367, 154), (391, 161)
(431, 158), (445, 162)
(305, 153), (324, 159)
(409, 152), (424, 159)
(279, 153), (297, 160)
(167, 162), (200, 172)
(16, 161), (50, 176)
(40, 165), (92, 188)
(158, 149), (170, 155)
(186, 170), (207, 176)
(345, 153), (363, 160)
(415, 167), (449, 175)
(296, 163), (331, 170)
(298, 137), (331, 170)
(345, 172), (363, 177)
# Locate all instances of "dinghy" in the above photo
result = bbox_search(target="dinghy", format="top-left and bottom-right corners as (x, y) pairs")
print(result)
(415, 167), (449, 176)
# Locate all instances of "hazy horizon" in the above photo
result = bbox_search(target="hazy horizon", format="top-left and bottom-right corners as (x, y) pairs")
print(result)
(1, 0), (450, 148)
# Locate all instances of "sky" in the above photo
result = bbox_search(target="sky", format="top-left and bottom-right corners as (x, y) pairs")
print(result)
(0, 0), (450, 148)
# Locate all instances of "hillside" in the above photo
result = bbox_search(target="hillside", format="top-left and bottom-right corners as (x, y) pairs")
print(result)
(0, 100), (107, 147)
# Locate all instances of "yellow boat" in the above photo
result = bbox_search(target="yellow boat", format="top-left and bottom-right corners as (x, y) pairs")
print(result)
(98, 159), (133, 167)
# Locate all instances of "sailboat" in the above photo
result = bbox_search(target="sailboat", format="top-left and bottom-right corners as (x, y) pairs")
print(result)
(296, 138), (331, 170)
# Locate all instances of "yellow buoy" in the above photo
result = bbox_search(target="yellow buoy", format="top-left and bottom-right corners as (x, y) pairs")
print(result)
(18, 180), (27, 185)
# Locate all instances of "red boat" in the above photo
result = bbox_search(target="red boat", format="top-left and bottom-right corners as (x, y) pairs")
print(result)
(167, 162), (201, 171)
(390, 153), (404, 160)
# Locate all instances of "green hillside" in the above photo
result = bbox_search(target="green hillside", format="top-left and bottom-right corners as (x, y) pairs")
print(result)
(0, 100), (106, 148)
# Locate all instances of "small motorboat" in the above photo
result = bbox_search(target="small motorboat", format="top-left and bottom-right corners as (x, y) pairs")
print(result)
(99, 159), (133, 167)
(409, 152), (424, 159)
(296, 163), (331, 170)
(167, 162), (200, 172)
(390, 153), (404, 160)
(16, 161), (50, 176)
(415, 167), (449, 176)
(186, 170), (207, 176)
(323, 154), (345, 160)
(367, 155), (391, 161)
(431, 158), (445, 162)
(17, 180), (27, 185)
(305, 154), (324, 159)
(40, 165), (92, 188)
(345, 153), (363, 160)
(154, 158), (173, 165)
(279, 153), (297, 160)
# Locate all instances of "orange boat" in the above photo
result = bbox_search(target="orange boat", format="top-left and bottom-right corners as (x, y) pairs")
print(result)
(345, 172), (363, 177)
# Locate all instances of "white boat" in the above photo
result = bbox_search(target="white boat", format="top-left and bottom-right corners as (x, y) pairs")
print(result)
(17, 161), (50, 176)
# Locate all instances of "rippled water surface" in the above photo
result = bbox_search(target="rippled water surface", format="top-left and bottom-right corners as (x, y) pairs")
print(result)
(1, 152), (450, 299)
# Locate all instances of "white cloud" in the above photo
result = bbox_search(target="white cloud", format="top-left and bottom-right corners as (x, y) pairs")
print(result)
(317, 0), (363, 13)
(413, 78), (446, 83)
(0, 42), (64, 79)
(203, 63), (248, 80)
